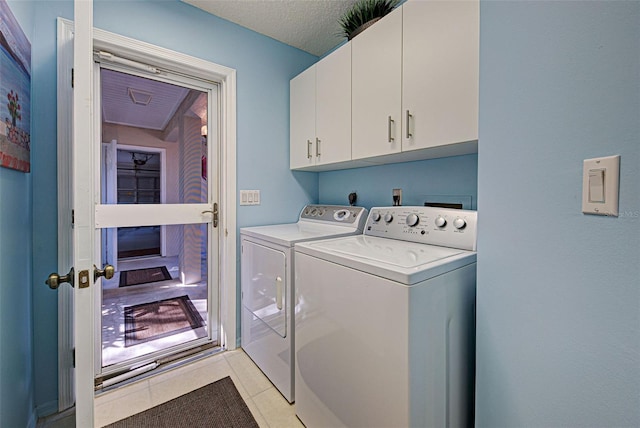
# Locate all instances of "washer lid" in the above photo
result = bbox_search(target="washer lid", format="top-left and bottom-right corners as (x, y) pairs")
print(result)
(295, 235), (476, 284)
(240, 222), (361, 247)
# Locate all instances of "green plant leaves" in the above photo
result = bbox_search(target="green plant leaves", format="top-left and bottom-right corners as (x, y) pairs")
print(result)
(338, 0), (400, 39)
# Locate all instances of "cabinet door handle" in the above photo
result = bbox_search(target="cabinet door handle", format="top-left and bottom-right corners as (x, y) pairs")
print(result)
(316, 137), (321, 157)
(406, 110), (413, 139)
(388, 116), (395, 143)
(307, 140), (312, 159)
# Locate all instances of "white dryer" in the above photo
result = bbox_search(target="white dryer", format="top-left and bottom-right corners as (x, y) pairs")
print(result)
(295, 206), (478, 428)
(240, 204), (368, 403)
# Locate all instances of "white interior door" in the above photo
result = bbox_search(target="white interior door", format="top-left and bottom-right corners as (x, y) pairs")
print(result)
(59, 12), (237, 425)
(72, 2), (96, 425)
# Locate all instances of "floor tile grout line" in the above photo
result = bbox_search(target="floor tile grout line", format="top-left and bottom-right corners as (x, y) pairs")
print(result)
(224, 351), (274, 426)
(225, 352), (272, 397)
(227, 350), (275, 398)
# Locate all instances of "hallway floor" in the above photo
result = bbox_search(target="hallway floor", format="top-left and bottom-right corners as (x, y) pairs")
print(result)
(101, 255), (212, 367)
(37, 348), (302, 428)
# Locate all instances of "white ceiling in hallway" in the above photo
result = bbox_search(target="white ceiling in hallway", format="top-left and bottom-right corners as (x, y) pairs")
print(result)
(182, 0), (360, 57)
(101, 68), (207, 133)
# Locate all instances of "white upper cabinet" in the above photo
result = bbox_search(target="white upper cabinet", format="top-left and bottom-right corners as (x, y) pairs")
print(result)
(290, 0), (479, 171)
(290, 43), (352, 169)
(316, 43), (352, 166)
(290, 65), (316, 169)
(351, 7), (403, 160)
(402, 0), (479, 152)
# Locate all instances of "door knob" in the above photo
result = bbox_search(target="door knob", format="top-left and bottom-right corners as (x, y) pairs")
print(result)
(46, 267), (75, 290)
(94, 264), (115, 282)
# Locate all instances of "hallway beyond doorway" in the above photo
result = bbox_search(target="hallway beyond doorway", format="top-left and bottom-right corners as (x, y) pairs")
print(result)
(101, 256), (211, 368)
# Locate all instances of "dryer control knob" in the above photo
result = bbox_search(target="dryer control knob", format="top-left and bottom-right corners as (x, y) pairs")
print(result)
(406, 214), (419, 227)
(453, 218), (467, 229)
(435, 216), (447, 228)
(384, 213), (394, 223)
(372, 212), (381, 222)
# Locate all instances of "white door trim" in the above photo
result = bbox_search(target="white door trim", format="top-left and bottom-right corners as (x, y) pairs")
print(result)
(101, 140), (119, 270)
(55, 17), (75, 413)
(56, 17), (237, 417)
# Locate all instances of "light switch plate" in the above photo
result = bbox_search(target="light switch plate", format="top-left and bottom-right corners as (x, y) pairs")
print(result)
(582, 155), (620, 216)
(240, 190), (260, 206)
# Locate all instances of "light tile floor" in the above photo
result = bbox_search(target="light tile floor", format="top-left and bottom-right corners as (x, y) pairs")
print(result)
(37, 348), (303, 428)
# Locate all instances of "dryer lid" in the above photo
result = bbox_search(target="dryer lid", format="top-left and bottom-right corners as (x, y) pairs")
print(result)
(241, 222), (361, 247)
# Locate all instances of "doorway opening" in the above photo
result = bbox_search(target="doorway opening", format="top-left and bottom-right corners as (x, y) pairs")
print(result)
(97, 65), (217, 381)
(116, 149), (162, 259)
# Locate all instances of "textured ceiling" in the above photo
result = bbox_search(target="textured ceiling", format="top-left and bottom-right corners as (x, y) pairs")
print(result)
(182, 0), (360, 57)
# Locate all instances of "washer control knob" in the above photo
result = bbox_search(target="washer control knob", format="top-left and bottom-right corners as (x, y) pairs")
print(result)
(372, 212), (381, 222)
(384, 213), (394, 223)
(334, 209), (348, 221)
(453, 218), (467, 229)
(435, 216), (447, 228)
(406, 213), (419, 227)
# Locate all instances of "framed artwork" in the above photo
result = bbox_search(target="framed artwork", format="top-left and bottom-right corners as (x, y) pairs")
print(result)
(0, 0), (30, 173)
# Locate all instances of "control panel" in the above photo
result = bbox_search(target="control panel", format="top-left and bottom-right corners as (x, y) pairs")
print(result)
(364, 206), (477, 251)
(299, 205), (368, 226)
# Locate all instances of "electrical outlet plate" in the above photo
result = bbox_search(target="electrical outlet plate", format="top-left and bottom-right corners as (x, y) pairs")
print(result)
(393, 188), (402, 206)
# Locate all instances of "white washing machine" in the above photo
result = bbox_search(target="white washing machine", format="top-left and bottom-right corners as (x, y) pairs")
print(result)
(240, 204), (368, 403)
(295, 206), (478, 428)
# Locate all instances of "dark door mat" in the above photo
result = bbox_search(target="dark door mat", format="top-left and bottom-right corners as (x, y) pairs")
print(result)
(124, 295), (205, 347)
(105, 376), (259, 428)
(119, 266), (172, 287)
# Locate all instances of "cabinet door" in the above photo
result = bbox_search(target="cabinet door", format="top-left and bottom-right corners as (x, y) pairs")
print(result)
(352, 7), (402, 160)
(315, 43), (352, 166)
(290, 65), (316, 169)
(402, 0), (479, 152)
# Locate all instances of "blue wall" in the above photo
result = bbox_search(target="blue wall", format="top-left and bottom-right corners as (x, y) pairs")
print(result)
(319, 154), (478, 210)
(476, 1), (640, 426)
(0, 2), (35, 427)
(18, 0), (639, 425)
(29, 0), (317, 416)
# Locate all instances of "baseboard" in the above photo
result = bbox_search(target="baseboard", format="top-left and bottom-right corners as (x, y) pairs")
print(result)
(35, 406), (75, 427)
(35, 400), (58, 418)
(27, 409), (38, 428)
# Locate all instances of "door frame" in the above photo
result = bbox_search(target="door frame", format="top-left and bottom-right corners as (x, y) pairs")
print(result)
(56, 17), (237, 414)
